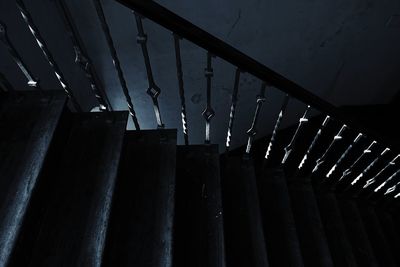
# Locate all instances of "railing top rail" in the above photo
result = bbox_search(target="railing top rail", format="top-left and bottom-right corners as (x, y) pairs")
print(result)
(116, 0), (396, 151)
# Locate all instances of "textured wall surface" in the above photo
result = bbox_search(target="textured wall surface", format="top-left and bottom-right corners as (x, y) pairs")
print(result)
(1, 0), (399, 148)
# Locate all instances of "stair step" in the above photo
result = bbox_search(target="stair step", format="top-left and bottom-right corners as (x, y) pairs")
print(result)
(315, 190), (358, 267)
(0, 91), (66, 266)
(174, 145), (225, 267)
(288, 177), (334, 267)
(257, 168), (304, 267)
(102, 129), (177, 267)
(338, 198), (379, 267)
(10, 111), (128, 266)
(377, 210), (400, 265)
(358, 204), (397, 267)
(221, 156), (269, 267)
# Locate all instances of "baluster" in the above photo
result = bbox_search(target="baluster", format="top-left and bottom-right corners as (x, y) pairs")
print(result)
(265, 94), (290, 160)
(376, 169), (400, 194)
(134, 13), (164, 128)
(326, 133), (363, 178)
(16, 0), (81, 111)
(281, 105), (311, 164)
(298, 115), (330, 169)
(395, 192), (400, 199)
(348, 147), (390, 188)
(362, 154), (399, 190)
(202, 52), (215, 144)
(0, 21), (40, 90)
(245, 82), (267, 154)
(337, 141), (377, 183)
(0, 72), (15, 92)
(383, 172), (400, 195)
(92, 0), (140, 129)
(225, 68), (241, 151)
(55, 0), (112, 112)
(173, 34), (189, 145)
(312, 124), (347, 173)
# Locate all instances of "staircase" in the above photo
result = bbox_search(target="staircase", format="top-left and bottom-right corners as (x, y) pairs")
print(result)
(1, 0), (400, 266)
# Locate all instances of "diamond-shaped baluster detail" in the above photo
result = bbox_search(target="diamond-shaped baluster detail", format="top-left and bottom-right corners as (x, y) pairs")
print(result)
(147, 84), (161, 100)
(202, 107), (215, 121)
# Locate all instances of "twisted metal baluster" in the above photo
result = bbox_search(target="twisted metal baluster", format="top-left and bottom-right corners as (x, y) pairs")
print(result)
(312, 124), (348, 173)
(225, 68), (241, 151)
(202, 52), (215, 144)
(0, 72), (15, 92)
(92, 0), (140, 129)
(245, 82), (267, 154)
(173, 34), (189, 144)
(395, 192), (400, 199)
(348, 147), (390, 188)
(265, 94), (290, 160)
(376, 169), (400, 194)
(134, 13), (164, 128)
(362, 154), (399, 190)
(0, 21), (40, 90)
(55, 0), (112, 112)
(326, 133), (363, 178)
(16, 0), (81, 111)
(281, 105), (311, 164)
(298, 115), (330, 169)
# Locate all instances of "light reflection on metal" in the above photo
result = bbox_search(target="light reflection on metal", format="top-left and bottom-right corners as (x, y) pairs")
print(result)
(134, 13), (164, 128)
(281, 105), (311, 164)
(350, 147), (390, 186)
(173, 34), (189, 145)
(265, 94), (290, 160)
(92, 0), (140, 129)
(245, 82), (267, 154)
(0, 21), (40, 90)
(376, 168), (400, 193)
(16, 0), (81, 111)
(363, 154), (399, 189)
(225, 68), (241, 151)
(338, 141), (377, 182)
(326, 133), (363, 178)
(312, 124), (347, 173)
(298, 115), (330, 169)
(202, 52), (215, 144)
(55, 0), (112, 112)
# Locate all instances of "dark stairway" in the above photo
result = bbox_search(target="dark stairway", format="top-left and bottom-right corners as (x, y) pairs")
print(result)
(0, 91), (399, 267)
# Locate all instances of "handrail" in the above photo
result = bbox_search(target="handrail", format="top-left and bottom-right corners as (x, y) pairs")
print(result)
(115, 0), (397, 152)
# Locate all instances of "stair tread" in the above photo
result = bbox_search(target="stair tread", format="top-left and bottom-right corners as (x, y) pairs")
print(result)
(358, 204), (397, 267)
(20, 111), (127, 266)
(174, 145), (225, 267)
(221, 156), (269, 267)
(288, 178), (334, 267)
(257, 168), (304, 267)
(103, 129), (177, 267)
(0, 91), (66, 266)
(315, 190), (358, 267)
(338, 198), (379, 267)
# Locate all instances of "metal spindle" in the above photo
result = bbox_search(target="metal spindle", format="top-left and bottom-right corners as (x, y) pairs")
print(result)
(362, 154), (399, 190)
(225, 68), (241, 151)
(376, 169), (400, 194)
(134, 13), (164, 128)
(202, 52), (215, 144)
(265, 94), (290, 160)
(55, 0), (112, 112)
(337, 141), (377, 183)
(298, 115), (330, 169)
(312, 124), (347, 173)
(0, 21), (40, 90)
(92, 0), (140, 129)
(326, 133), (363, 178)
(173, 34), (189, 144)
(0, 72), (15, 92)
(16, 0), (81, 111)
(348, 147), (390, 188)
(281, 105), (311, 164)
(245, 82), (267, 154)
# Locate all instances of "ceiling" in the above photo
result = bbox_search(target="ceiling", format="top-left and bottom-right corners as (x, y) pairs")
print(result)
(0, 0), (399, 149)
